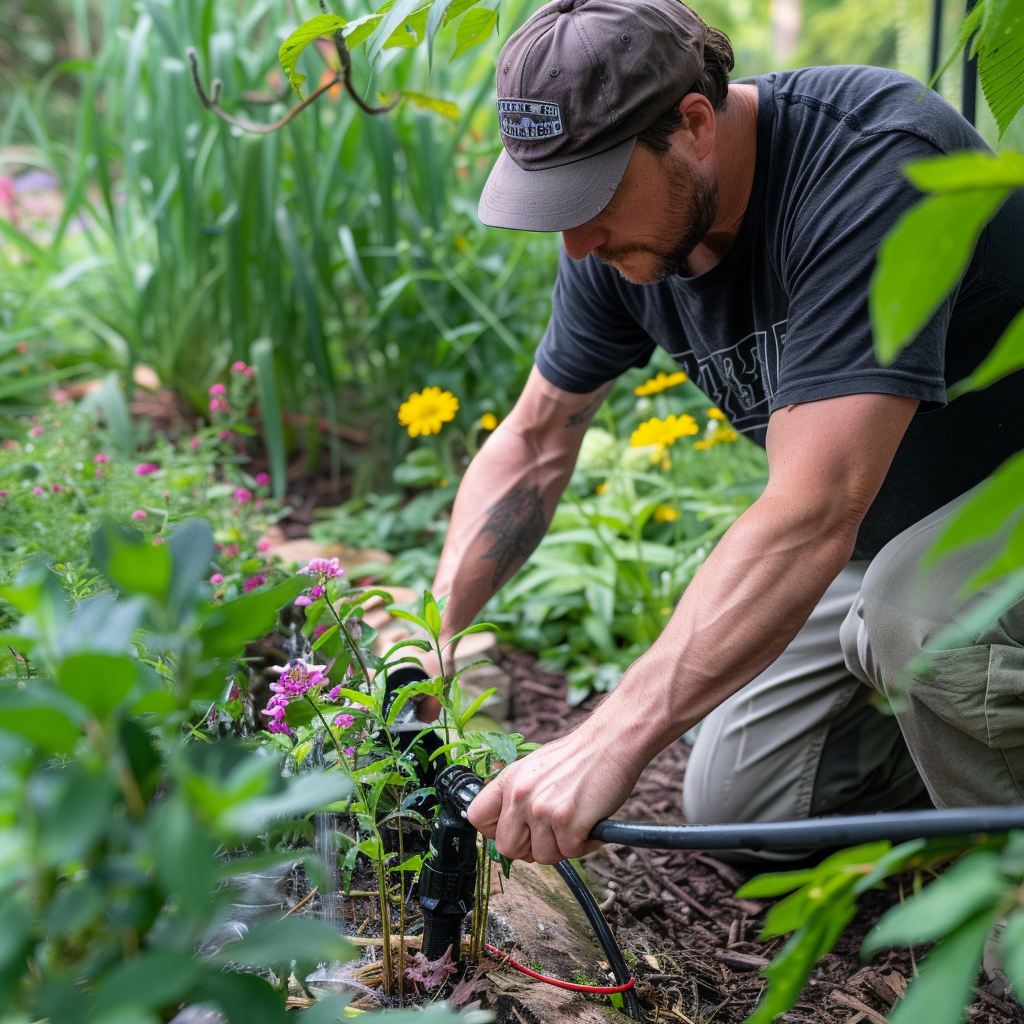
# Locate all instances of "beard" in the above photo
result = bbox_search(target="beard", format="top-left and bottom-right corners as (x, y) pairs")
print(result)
(594, 157), (719, 284)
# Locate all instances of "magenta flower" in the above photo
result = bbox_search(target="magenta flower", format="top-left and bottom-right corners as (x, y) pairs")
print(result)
(243, 574), (265, 592)
(95, 469), (103, 480)
(190, 437), (200, 450)
(294, 594), (312, 607)
(210, 573), (224, 584)
(298, 557), (344, 579)
(29, 426), (42, 436)
(51, 484), (63, 493)
(153, 536), (164, 546)
(218, 430), (233, 441)
(255, 472), (270, 487)
(209, 398), (228, 413)
(132, 510), (147, 520)
(310, 585), (326, 600)
(225, 544), (239, 557)
(209, 382), (227, 396)
(257, 539), (271, 552)
(231, 360), (248, 373)
(344, 746), (356, 758)
(32, 486), (44, 495)
(135, 462), (159, 476)
(0, 490), (7, 498)
(333, 713), (356, 729)
(233, 487), (252, 504)
(94, 453), (108, 464)
(328, 685), (341, 701)
(313, 625), (329, 639)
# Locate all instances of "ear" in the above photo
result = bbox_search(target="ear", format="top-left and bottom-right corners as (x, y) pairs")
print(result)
(676, 93), (715, 161)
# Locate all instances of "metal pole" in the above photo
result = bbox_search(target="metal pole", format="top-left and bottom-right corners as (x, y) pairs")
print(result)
(930, 0), (944, 82)
(962, 0), (979, 125)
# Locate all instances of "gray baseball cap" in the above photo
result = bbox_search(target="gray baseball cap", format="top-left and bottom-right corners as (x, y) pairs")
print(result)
(478, 0), (708, 232)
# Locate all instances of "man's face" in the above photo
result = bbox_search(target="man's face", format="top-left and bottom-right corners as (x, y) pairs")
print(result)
(561, 144), (719, 285)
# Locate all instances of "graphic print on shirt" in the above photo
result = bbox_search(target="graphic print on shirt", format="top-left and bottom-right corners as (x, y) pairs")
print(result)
(681, 320), (788, 435)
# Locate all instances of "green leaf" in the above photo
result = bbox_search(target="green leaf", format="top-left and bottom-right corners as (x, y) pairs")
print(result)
(451, 7), (497, 60)
(862, 850), (1006, 956)
(366, 0), (430, 66)
(871, 188), (1009, 363)
(167, 520), (217, 619)
(251, 339), (288, 502)
(198, 579), (305, 661)
(976, 0), (1024, 136)
(967, 508), (1024, 588)
(211, 915), (354, 972)
(218, 771), (352, 836)
(925, 449), (1024, 566)
(737, 868), (818, 899)
(998, 908), (1024, 993)
(192, 970), (289, 1024)
(949, 306), (1024, 397)
(388, 608), (429, 632)
(903, 150), (1024, 193)
(0, 689), (82, 753)
(94, 521), (174, 603)
(423, 591), (442, 637)
(94, 951), (205, 1013)
(278, 14), (347, 98)
(444, 622), (497, 647)
(56, 653), (138, 719)
(889, 905), (1002, 1024)
(458, 687), (497, 729)
(401, 91), (460, 120)
(311, 623), (339, 651)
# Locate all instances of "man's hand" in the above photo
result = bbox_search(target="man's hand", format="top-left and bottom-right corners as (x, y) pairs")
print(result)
(466, 716), (645, 863)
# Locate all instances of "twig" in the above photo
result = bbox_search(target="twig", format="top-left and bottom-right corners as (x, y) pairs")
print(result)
(281, 886), (319, 919)
(830, 990), (889, 1024)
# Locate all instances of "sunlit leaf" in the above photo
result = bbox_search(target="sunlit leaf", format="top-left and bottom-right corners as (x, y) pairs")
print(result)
(401, 91), (460, 120)
(904, 150), (1024, 192)
(451, 7), (497, 60)
(977, 0), (1024, 136)
(278, 14), (347, 98)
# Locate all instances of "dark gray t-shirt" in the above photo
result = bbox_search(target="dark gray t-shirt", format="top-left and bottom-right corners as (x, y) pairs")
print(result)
(536, 65), (1024, 559)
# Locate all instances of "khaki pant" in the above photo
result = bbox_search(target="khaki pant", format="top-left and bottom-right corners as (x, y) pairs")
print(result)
(682, 493), (1024, 854)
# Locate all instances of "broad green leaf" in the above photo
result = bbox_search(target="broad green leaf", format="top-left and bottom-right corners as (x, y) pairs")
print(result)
(343, 12), (384, 49)
(998, 908), (1024, 994)
(56, 652), (138, 719)
(949, 306), (1024, 397)
(198, 578), (305, 661)
(0, 689), (82, 753)
(219, 771), (352, 836)
(977, 0), (1024, 136)
(451, 7), (497, 60)
(401, 91), (460, 120)
(967, 509), (1024, 588)
(385, 7), (430, 47)
(94, 951), (205, 1012)
(423, 591), (442, 636)
(388, 608), (429, 631)
(889, 905), (1003, 1024)
(862, 850), (1006, 955)
(925, 449), (1024, 566)
(192, 970), (289, 1024)
(737, 868), (818, 899)
(458, 687), (497, 728)
(761, 870), (860, 938)
(311, 623), (339, 651)
(94, 521), (173, 603)
(871, 188), (1009, 362)
(210, 915), (354, 971)
(366, 0), (430, 67)
(278, 14), (347, 98)
(445, 622), (497, 646)
(167, 519), (217, 618)
(904, 151), (1024, 192)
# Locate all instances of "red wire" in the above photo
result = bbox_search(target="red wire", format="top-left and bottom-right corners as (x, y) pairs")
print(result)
(484, 943), (637, 994)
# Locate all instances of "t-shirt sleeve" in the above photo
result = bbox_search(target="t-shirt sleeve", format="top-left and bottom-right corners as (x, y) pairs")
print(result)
(535, 247), (658, 393)
(770, 128), (953, 411)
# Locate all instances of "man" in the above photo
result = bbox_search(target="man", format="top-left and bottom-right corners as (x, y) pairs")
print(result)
(426, 0), (1024, 864)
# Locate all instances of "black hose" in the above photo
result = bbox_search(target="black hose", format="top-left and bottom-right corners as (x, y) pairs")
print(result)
(554, 860), (644, 1020)
(590, 805), (1024, 850)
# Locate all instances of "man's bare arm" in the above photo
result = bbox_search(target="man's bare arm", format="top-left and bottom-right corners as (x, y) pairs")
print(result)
(468, 392), (920, 863)
(433, 367), (613, 652)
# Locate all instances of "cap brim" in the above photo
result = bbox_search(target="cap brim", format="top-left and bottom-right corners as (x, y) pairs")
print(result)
(477, 136), (636, 232)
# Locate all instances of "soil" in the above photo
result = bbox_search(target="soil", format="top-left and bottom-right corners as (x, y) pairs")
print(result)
(501, 648), (1024, 1024)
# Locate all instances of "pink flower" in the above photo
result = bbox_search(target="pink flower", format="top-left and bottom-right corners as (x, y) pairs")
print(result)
(218, 431), (233, 441)
(0, 490), (7, 498)
(190, 437), (200, 450)
(94, 453), (108, 464)
(132, 510), (147, 520)
(153, 536), (164, 546)
(257, 539), (271, 552)
(210, 398), (228, 413)
(225, 544), (239, 557)
(243, 574), (265, 592)
(294, 595), (312, 607)
(255, 472), (270, 487)
(95, 469), (103, 480)
(29, 427), (42, 436)
(54, 389), (69, 404)
(135, 462), (159, 476)
(33, 486), (44, 495)
(334, 713), (356, 729)
(310, 585), (325, 600)
(328, 686), (341, 701)
(210, 573), (224, 584)
(231, 360), (248, 373)
(244, 365), (254, 377)
(297, 557), (344, 579)
(162, 491), (170, 499)
(344, 746), (356, 758)
(209, 382), (227, 396)
(233, 487), (252, 504)
(52, 484), (63, 493)
(313, 625), (329, 638)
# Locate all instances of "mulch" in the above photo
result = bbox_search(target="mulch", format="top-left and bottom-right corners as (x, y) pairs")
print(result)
(501, 648), (1024, 1024)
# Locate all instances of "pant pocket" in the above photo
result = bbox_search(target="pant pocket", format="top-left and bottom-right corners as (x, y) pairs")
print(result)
(908, 644), (1024, 749)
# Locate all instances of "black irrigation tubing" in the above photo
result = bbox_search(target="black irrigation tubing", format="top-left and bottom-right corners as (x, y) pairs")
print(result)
(589, 805), (1024, 850)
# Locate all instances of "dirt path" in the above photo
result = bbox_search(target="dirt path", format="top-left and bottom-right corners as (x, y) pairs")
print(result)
(502, 648), (1023, 1024)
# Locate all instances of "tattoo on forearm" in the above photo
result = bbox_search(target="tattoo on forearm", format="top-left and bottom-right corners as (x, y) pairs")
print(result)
(564, 383), (613, 428)
(481, 486), (547, 590)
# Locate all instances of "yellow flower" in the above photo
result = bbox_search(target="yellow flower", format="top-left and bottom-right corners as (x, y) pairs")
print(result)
(694, 426), (739, 450)
(398, 387), (459, 437)
(653, 504), (680, 522)
(479, 412), (498, 431)
(707, 407), (727, 420)
(629, 414), (698, 451)
(595, 482), (609, 494)
(634, 370), (688, 396)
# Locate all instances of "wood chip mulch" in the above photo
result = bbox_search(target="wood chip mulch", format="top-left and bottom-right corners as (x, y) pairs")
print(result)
(502, 648), (1024, 1024)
